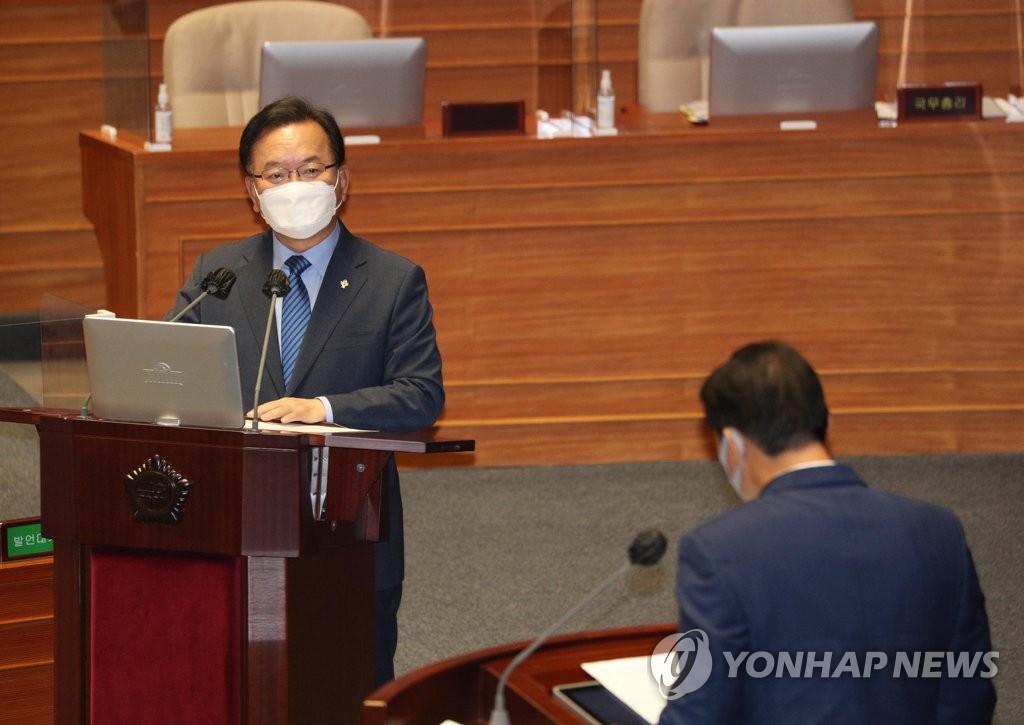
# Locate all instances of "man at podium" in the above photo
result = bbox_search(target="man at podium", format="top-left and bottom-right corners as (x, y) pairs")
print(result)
(658, 341), (995, 724)
(166, 96), (445, 686)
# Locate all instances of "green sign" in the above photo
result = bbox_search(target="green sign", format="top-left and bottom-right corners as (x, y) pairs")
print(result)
(2, 520), (53, 561)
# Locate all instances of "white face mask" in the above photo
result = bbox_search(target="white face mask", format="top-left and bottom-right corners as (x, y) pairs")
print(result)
(717, 429), (746, 500)
(256, 176), (341, 240)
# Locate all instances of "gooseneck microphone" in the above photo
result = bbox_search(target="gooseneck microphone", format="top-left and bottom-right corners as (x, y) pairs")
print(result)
(250, 269), (290, 431)
(488, 529), (668, 725)
(166, 267), (237, 323)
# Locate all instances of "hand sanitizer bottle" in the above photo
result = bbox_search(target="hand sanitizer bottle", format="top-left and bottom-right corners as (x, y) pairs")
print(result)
(154, 83), (173, 144)
(596, 69), (616, 132)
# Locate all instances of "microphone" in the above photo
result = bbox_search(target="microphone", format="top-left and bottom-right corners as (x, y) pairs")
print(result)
(250, 269), (290, 431)
(488, 529), (668, 725)
(166, 267), (237, 322)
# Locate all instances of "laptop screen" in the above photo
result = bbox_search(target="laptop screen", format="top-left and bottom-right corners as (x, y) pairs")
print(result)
(83, 316), (244, 428)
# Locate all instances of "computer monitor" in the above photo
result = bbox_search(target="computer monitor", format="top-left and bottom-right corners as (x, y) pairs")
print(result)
(708, 22), (878, 118)
(259, 37), (426, 128)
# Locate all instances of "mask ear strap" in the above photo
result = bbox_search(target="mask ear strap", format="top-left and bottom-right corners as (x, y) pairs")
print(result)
(332, 171), (345, 210)
(720, 427), (740, 452)
(718, 427), (747, 499)
(728, 429), (745, 460)
(718, 427), (739, 468)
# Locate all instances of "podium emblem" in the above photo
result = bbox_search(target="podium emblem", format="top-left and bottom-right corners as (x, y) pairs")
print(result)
(124, 455), (192, 525)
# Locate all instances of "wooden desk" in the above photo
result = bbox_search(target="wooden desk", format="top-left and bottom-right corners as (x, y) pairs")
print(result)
(363, 622), (677, 724)
(0, 556), (53, 723)
(80, 117), (1024, 467)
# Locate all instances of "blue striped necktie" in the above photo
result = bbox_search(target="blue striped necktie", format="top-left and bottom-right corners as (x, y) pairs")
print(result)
(281, 255), (311, 387)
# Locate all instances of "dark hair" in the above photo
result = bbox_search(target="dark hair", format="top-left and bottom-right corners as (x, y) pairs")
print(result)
(700, 341), (829, 456)
(239, 96), (346, 174)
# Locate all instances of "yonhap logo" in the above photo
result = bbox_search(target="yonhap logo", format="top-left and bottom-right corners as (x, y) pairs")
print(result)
(648, 630), (998, 700)
(651, 629), (713, 700)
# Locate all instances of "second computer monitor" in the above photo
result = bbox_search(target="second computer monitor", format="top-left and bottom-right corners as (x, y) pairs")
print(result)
(708, 22), (878, 118)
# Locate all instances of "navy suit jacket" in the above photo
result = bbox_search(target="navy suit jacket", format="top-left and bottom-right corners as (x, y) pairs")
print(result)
(659, 464), (996, 725)
(166, 222), (445, 590)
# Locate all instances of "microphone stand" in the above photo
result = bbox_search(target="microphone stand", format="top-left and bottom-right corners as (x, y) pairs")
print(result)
(167, 268), (237, 323)
(488, 529), (667, 725)
(251, 270), (290, 431)
(489, 561), (633, 725)
(167, 293), (208, 324)
(250, 299), (277, 432)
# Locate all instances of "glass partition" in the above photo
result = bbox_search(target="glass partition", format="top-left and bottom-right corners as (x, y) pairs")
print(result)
(860, 0), (1024, 103)
(101, 0), (151, 139)
(629, 0), (1022, 114)
(101, 0), (614, 137)
(94, 1), (1024, 133)
(39, 294), (94, 412)
(0, 314), (43, 520)
(571, 0), (599, 120)
(0, 295), (95, 522)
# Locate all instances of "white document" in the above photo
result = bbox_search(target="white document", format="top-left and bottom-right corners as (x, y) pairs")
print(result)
(251, 420), (374, 435)
(580, 655), (666, 724)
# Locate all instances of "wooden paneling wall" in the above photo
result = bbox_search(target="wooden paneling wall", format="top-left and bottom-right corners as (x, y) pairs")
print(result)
(0, 1), (107, 313)
(258, 120), (1024, 467)
(1, 0), (1020, 313)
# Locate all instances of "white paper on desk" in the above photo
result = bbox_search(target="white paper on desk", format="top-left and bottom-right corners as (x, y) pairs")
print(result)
(251, 421), (374, 435)
(679, 99), (709, 124)
(581, 655), (665, 724)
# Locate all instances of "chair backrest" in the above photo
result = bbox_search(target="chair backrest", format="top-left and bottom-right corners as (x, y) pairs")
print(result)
(163, 0), (372, 127)
(637, 0), (855, 112)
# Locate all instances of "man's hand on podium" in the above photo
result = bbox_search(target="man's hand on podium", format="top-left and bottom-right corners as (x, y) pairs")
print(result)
(249, 397), (327, 424)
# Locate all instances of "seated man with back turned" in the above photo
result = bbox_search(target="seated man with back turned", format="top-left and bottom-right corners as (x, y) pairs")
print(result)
(659, 341), (996, 724)
(166, 96), (445, 686)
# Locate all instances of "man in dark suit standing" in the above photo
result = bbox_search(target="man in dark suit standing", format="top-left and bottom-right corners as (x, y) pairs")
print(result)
(166, 96), (445, 686)
(658, 341), (996, 724)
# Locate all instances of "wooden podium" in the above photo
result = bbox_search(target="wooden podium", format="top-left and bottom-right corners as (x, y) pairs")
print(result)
(0, 408), (472, 725)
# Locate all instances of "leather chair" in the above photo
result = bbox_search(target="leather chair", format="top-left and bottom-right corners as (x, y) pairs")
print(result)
(637, 0), (855, 112)
(163, 0), (372, 127)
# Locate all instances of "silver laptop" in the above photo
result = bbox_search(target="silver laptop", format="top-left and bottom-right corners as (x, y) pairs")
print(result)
(83, 316), (244, 428)
(258, 37), (426, 128)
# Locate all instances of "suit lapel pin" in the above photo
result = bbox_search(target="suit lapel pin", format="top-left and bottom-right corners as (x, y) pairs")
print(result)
(340, 279), (350, 289)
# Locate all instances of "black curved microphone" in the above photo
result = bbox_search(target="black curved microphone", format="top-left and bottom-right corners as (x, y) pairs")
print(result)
(250, 269), (290, 431)
(263, 269), (290, 298)
(488, 529), (668, 725)
(166, 267), (237, 322)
